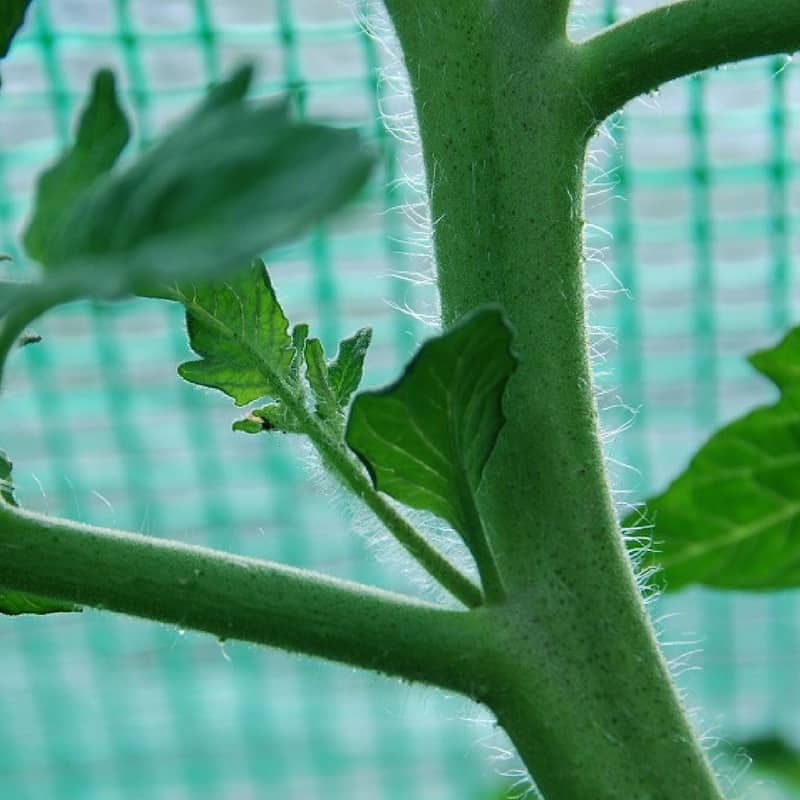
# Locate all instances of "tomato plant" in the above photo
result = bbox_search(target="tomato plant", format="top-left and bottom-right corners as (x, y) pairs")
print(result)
(2, 2), (800, 797)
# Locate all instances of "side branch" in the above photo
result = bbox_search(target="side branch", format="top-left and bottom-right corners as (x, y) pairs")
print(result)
(578, 0), (800, 123)
(0, 503), (485, 693)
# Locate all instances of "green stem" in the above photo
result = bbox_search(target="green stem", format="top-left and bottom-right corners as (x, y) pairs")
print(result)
(458, 475), (506, 604)
(384, 3), (726, 797)
(168, 288), (484, 608)
(579, 0), (800, 122)
(0, 500), (487, 689)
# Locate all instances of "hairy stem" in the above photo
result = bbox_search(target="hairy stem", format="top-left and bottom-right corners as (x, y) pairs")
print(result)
(384, 3), (726, 797)
(0, 501), (487, 689)
(579, 0), (800, 122)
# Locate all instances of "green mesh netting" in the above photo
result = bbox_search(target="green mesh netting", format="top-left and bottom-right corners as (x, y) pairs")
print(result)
(0, 1), (798, 798)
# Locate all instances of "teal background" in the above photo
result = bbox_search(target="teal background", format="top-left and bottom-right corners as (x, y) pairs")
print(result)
(0, 1), (798, 797)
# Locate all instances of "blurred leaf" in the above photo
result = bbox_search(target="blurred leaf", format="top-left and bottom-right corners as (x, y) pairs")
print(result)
(628, 327), (800, 591)
(289, 324), (309, 382)
(742, 736), (800, 790)
(23, 69), (130, 265)
(0, 0), (31, 59)
(346, 307), (516, 556)
(37, 64), (373, 299)
(18, 332), (41, 347)
(0, 450), (79, 615)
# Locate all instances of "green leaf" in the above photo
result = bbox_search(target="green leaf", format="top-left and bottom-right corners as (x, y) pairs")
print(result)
(23, 69), (131, 265)
(304, 328), (372, 423)
(329, 327), (372, 408)
(345, 307), (516, 554)
(0, 449), (79, 616)
(629, 327), (800, 591)
(305, 338), (339, 420)
(740, 736), (800, 790)
(289, 324), (309, 382)
(176, 260), (294, 407)
(0, 0), (31, 59)
(172, 260), (371, 440)
(40, 65), (374, 298)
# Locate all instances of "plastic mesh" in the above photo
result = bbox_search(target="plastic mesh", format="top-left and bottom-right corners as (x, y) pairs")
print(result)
(0, 1), (798, 798)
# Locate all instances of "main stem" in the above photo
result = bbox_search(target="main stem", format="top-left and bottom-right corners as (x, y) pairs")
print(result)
(385, 2), (722, 798)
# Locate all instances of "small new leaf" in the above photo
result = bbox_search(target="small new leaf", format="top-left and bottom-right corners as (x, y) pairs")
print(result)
(305, 328), (372, 423)
(23, 69), (130, 265)
(329, 327), (372, 409)
(345, 308), (516, 553)
(289, 324), (309, 381)
(630, 327), (800, 591)
(305, 338), (339, 420)
(0, 450), (79, 616)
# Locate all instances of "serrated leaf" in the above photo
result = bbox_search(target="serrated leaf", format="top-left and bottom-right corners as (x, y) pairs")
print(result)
(1, 0), (31, 60)
(304, 328), (372, 423)
(630, 327), (800, 591)
(23, 69), (130, 265)
(0, 450), (79, 615)
(345, 308), (516, 554)
(176, 260), (294, 406)
(289, 324), (309, 381)
(38, 65), (373, 298)
(305, 338), (339, 420)
(329, 327), (372, 408)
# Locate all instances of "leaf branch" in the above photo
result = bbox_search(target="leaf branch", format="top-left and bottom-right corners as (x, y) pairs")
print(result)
(0, 501), (485, 691)
(578, 0), (800, 123)
(165, 286), (484, 609)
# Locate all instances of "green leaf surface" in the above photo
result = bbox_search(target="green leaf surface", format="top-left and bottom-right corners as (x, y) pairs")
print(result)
(23, 69), (131, 265)
(0, 450), (79, 616)
(630, 327), (800, 591)
(175, 260), (294, 407)
(304, 328), (372, 423)
(38, 65), (373, 298)
(740, 736), (800, 790)
(289, 324), (309, 381)
(0, 0), (31, 59)
(345, 307), (516, 551)
(329, 327), (372, 408)
(305, 338), (339, 420)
